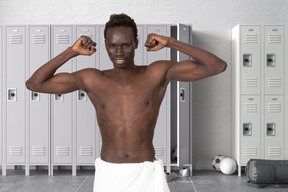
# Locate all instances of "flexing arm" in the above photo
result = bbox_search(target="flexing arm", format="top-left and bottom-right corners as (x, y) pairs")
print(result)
(145, 33), (227, 82)
(26, 36), (96, 94)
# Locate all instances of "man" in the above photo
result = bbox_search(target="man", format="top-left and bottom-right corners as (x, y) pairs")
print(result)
(26, 14), (226, 192)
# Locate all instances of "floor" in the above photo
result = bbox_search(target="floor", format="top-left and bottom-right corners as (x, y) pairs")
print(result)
(1, 169), (288, 192)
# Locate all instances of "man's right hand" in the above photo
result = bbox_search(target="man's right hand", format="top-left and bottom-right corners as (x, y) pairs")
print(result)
(71, 36), (97, 56)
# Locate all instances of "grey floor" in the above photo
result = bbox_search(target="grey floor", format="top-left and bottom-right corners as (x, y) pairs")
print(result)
(1, 169), (288, 192)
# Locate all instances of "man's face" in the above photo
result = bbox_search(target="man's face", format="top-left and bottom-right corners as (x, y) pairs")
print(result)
(105, 26), (138, 69)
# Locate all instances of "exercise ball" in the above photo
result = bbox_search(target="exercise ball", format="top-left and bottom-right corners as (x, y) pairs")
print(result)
(219, 158), (236, 175)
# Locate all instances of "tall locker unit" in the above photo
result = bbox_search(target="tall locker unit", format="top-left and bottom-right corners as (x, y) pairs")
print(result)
(73, 25), (100, 175)
(51, 26), (74, 175)
(232, 25), (286, 176)
(146, 25), (171, 167)
(27, 26), (51, 175)
(3, 26), (27, 175)
(264, 26), (285, 160)
(0, 26), (2, 168)
(170, 24), (192, 172)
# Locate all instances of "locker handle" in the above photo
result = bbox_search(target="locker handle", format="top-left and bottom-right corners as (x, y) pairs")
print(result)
(78, 90), (87, 101)
(8, 88), (17, 101)
(31, 91), (40, 101)
(180, 88), (185, 102)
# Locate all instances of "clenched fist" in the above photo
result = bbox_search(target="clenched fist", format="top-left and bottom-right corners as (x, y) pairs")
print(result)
(72, 36), (97, 56)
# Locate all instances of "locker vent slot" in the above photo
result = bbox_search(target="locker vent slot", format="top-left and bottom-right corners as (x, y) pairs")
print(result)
(32, 34), (46, 44)
(267, 78), (282, 87)
(79, 146), (93, 156)
(154, 147), (164, 156)
(244, 147), (258, 157)
(244, 103), (258, 113)
(9, 146), (23, 156)
(267, 34), (282, 43)
(267, 147), (281, 157)
(244, 78), (258, 87)
(32, 146), (46, 156)
(56, 146), (70, 156)
(267, 103), (282, 113)
(9, 35), (23, 44)
(56, 34), (70, 44)
(244, 34), (258, 43)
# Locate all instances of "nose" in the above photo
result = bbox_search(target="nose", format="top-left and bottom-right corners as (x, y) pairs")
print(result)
(115, 46), (124, 56)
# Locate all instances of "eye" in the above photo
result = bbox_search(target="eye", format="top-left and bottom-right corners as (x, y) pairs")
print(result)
(109, 44), (117, 48)
(122, 44), (131, 48)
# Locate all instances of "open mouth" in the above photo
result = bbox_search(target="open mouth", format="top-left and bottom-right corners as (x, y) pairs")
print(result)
(114, 59), (126, 65)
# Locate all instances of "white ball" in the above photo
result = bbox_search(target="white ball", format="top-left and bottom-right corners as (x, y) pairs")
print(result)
(219, 158), (237, 175)
(212, 155), (224, 171)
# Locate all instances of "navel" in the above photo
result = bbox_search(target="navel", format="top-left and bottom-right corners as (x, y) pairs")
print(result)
(101, 104), (106, 109)
(144, 100), (150, 105)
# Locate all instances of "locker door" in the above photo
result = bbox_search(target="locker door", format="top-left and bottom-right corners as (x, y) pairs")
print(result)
(240, 95), (261, 164)
(135, 25), (144, 65)
(147, 25), (171, 164)
(176, 24), (191, 166)
(240, 26), (261, 95)
(264, 26), (284, 95)
(6, 26), (26, 163)
(75, 25), (98, 164)
(264, 96), (284, 159)
(0, 26), (2, 164)
(99, 26), (111, 71)
(29, 26), (50, 164)
(51, 26), (73, 164)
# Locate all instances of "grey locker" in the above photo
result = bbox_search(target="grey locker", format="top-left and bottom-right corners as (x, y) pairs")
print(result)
(240, 95), (261, 164)
(28, 26), (50, 164)
(147, 25), (171, 164)
(74, 25), (99, 165)
(176, 24), (191, 167)
(51, 26), (73, 164)
(264, 26), (284, 95)
(6, 26), (26, 164)
(0, 26), (2, 165)
(264, 95), (284, 159)
(240, 25), (261, 95)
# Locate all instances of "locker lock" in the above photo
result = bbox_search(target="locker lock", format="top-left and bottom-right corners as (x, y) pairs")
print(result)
(243, 123), (252, 136)
(31, 91), (40, 101)
(8, 88), (17, 101)
(266, 123), (275, 136)
(78, 90), (87, 101)
(267, 54), (275, 67)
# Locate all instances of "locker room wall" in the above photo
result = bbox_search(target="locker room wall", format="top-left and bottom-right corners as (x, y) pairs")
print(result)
(0, 0), (287, 170)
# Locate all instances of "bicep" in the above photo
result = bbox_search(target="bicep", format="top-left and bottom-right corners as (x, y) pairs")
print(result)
(35, 72), (83, 94)
(166, 60), (216, 82)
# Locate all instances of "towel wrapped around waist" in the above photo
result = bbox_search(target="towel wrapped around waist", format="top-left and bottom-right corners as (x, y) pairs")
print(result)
(93, 158), (170, 192)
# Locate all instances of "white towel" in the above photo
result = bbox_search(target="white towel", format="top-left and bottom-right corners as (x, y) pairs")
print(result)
(93, 158), (170, 192)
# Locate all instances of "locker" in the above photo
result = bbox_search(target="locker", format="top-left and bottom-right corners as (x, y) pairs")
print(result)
(239, 25), (261, 95)
(240, 95), (261, 164)
(6, 26), (26, 164)
(0, 26), (2, 165)
(264, 95), (284, 159)
(147, 25), (171, 164)
(28, 26), (50, 165)
(264, 26), (284, 95)
(176, 24), (191, 167)
(74, 25), (99, 165)
(51, 26), (73, 164)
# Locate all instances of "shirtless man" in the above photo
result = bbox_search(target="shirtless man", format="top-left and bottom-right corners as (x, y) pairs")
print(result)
(26, 14), (226, 192)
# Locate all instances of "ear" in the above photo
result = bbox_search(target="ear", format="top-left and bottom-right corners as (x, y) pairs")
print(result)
(134, 38), (138, 49)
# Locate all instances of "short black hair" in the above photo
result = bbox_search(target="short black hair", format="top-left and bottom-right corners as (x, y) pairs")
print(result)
(104, 13), (138, 41)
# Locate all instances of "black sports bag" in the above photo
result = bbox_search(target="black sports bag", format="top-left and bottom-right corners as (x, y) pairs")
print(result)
(245, 159), (288, 187)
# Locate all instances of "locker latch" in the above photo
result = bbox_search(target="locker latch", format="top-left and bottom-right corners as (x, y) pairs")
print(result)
(266, 123), (276, 136)
(180, 88), (185, 102)
(243, 54), (252, 67)
(54, 94), (64, 101)
(78, 90), (87, 101)
(31, 91), (40, 101)
(243, 123), (252, 136)
(267, 54), (275, 67)
(8, 88), (17, 101)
